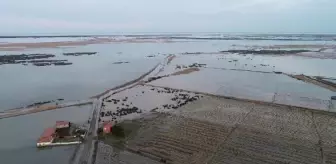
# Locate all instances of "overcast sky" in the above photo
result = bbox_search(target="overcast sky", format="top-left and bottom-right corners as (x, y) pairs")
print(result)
(1, 0), (336, 35)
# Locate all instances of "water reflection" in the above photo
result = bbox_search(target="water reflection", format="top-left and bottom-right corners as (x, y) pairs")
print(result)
(0, 105), (91, 164)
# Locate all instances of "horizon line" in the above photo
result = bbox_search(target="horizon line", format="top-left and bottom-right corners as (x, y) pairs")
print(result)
(1, 32), (336, 38)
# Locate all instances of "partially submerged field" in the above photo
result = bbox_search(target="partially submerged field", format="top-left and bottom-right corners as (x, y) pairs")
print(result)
(97, 87), (336, 164)
(94, 41), (336, 163)
(96, 57), (335, 163)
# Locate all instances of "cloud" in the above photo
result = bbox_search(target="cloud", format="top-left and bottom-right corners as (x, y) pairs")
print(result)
(0, 15), (149, 34)
(0, 0), (336, 34)
(0, 0), (315, 15)
(194, 0), (315, 14)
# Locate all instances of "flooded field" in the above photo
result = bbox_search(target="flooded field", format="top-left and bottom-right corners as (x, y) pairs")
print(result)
(97, 95), (336, 164)
(100, 85), (202, 123)
(0, 34), (335, 164)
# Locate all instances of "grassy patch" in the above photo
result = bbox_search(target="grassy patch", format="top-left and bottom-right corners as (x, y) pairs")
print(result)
(98, 120), (141, 149)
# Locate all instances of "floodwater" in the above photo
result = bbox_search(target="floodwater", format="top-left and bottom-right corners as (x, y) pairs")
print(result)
(0, 43), (162, 110)
(0, 42), (163, 164)
(158, 53), (336, 78)
(154, 52), (335, 110)
(151, 68), (334, 110)
(0, 105), (91, 164)
(0, 35), (335, 164)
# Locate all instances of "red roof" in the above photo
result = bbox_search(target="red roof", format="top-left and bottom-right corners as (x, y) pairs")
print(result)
(38, 127), (55, 143)
(103, 122), (113, 126)
(103, 122), (113, 133)
(56, 121), (69, 127)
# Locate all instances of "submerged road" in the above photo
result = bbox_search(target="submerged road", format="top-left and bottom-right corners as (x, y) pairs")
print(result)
(71, 59), (167, 164)
(73, 98), (101, 164)
(0, 99), (93, 119)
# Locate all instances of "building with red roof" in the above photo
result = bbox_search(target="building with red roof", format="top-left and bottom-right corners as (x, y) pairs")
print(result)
(103, 122), (113, 134)
(55, 121), (71, 137)
(37, 127), (55, 147)
(36, 121), (85, 148)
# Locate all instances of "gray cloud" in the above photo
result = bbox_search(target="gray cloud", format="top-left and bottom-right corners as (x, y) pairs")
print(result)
(1, 0), (336, 34)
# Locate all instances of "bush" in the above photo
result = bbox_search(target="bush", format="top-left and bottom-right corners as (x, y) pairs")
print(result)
(112, 125), (125, 138)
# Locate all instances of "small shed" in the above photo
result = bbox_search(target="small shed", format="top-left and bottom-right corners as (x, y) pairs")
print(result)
(55, 121), (71, 137)
(56, 121), (70, 129)
(103, 122), (113, 134)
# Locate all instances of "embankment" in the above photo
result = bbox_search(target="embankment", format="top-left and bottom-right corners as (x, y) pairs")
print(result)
(0, 100), (92, 119)
(91, 63), (161, 99)
(287, 74), (336, 92)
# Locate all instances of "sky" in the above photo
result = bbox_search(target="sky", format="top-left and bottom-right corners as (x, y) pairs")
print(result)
(1, 0), (336, 35)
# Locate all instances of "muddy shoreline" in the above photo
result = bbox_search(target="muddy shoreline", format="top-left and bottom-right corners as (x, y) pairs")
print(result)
(0, 38), (174, 51)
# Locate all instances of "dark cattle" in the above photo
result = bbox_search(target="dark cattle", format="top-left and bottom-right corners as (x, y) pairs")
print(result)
(105, 111), (112, 116)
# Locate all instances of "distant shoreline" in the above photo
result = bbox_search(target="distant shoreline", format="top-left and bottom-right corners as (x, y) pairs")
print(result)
(1, 33), (336, 37)
(0, 37), (174, 51)
(1, 33), (336, 40)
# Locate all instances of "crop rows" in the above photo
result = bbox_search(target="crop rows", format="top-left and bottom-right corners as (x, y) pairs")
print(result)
(126, 114), (232, 164)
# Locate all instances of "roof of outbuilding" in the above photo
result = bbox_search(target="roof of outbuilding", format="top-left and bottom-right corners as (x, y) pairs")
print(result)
(38, 127), (55, 143)
(56, 121), (69, 127)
